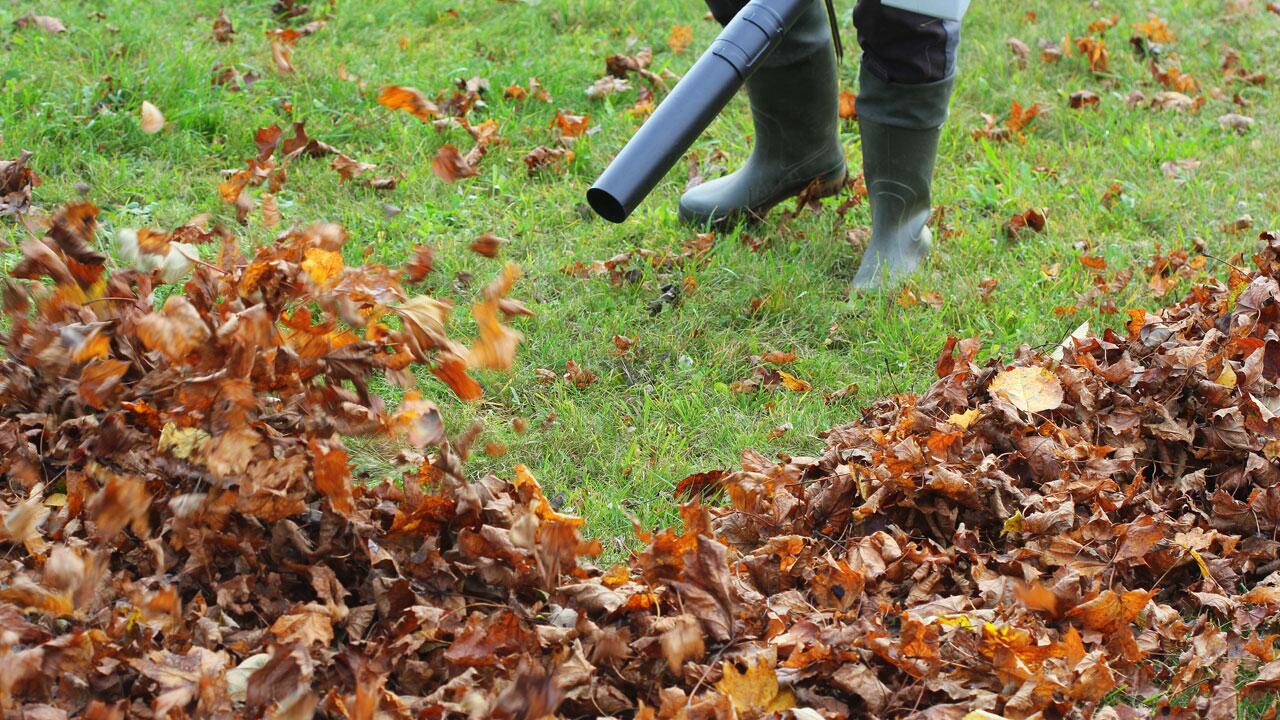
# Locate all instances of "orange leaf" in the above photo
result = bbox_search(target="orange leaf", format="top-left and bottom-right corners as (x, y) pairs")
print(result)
(377, 85), (440, 122)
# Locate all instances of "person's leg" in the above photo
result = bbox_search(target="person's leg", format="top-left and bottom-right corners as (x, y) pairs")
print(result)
(679, 0), (847, 227)
(704, 0), (749, 25)
(850, 0), (960, 290)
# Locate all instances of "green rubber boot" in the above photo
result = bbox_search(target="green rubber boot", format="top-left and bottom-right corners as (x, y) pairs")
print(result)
(851, 68), (955, 290)
(678, 0), (847, 228)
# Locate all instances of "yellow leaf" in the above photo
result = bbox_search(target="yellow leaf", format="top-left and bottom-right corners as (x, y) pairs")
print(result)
(1217, 364), (1237, 389)
(1001, 511), (1024, 537)
(935, 614), (973, 628)
(158, 422), (210, 460)
(779, 371), (812, 392)
(301, 247), (344, 286)
(990, 366), (1063, 413)
(716, 658), (795, 714)
(1189, 548), (1210, 579)
(948, 409), (979, 429)
(43, 493), (67, 507)
(964, 712), (1010, 720)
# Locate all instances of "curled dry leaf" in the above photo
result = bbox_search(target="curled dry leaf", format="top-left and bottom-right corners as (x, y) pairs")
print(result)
(0, 151), (41, 217)
(1068, 90), (1100, 108)
(839, 91), (858, 120)
(470, 233), (506, 258)
(140, 101), (165, 134)
(1007, 37), (1030, 66)
(1004, 208), (1047, 239)
(524, 146), (574, 175)
(13, 13), (67, 33)
(586, 76), (630, 100)
(431, 144), (480, 183)
(551, 111), (590, 138)
(1219, 112), (1255, 134)
(212, 8), (234, 42)
(563, 360), (598, 388)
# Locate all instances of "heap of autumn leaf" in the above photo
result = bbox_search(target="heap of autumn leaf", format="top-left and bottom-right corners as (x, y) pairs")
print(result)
(6, 203), (1280, 719)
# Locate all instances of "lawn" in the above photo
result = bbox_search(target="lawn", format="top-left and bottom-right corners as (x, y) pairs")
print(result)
(4, 0), (1279, 559)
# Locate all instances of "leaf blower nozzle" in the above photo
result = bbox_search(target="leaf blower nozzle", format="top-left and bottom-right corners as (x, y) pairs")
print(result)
(586, 0), (813, 223)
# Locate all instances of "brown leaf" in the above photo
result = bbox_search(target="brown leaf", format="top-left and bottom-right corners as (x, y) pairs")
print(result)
(524, 146), (574, 175)
(432, 144), (480, 182)
(14, 14), (66, 33)
(1069, 90), (1100, 108)
(470, 233), (506, 258)
(212, 8), (235, 42)
(0, 150), (41, 217)
(136, 296), (211, 363)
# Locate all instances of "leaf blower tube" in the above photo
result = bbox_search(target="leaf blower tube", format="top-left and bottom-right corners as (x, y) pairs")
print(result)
(586, 0), (813, 223)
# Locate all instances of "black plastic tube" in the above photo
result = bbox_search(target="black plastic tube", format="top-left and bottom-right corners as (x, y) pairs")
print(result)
(586, 0), (812, 223)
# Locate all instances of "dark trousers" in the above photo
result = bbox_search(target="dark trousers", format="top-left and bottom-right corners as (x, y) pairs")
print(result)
(703, 0), (960, 85)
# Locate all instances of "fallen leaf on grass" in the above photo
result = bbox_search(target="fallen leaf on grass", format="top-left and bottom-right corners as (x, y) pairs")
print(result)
(1007, 37), (1030, 66)
(1133, 14), (1174, 43)
(667, 24), (693, 53)
(551, 111), (590, 138)
(13, 14), (66, 33)
(1074, 35), (1109, 73)
(330, 154), (376, 182)
(1161, 158), (1201, 180)
(0, 151), (41, 217)
(767, 423), (792, 440)
(1219, 113), (1255, 134)
(978, 277), (998, 301)
(761, 351), (797, 365)
(1151, 63), (1199, 94)
(1150, 91), (1201, 112)
(973, 101), (1041, 142)
(1004, 208), (1046, 239)
(779, 371), (811, 392)
(212, 8), (235, 42)
(1068, 90), (1100, 108)
(268, 28), (300, 74)
(524, 146), (574, 175)
(586, 76), (631, 100)
(563, 360), (598, 388)
(140, 102), (165, 134)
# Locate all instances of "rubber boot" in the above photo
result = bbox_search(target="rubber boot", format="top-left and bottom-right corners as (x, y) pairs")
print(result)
(851, 68), (954, 290)
(678, 0), (846, 228)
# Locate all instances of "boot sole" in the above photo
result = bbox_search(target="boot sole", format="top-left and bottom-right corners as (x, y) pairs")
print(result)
(679, 165), (849, 229)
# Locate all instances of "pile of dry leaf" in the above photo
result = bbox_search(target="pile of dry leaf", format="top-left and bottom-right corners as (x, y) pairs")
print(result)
(7, 227), (1280, 717)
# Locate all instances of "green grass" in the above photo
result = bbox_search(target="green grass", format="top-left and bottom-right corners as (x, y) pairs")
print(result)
(4, 0), (1280, 568)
